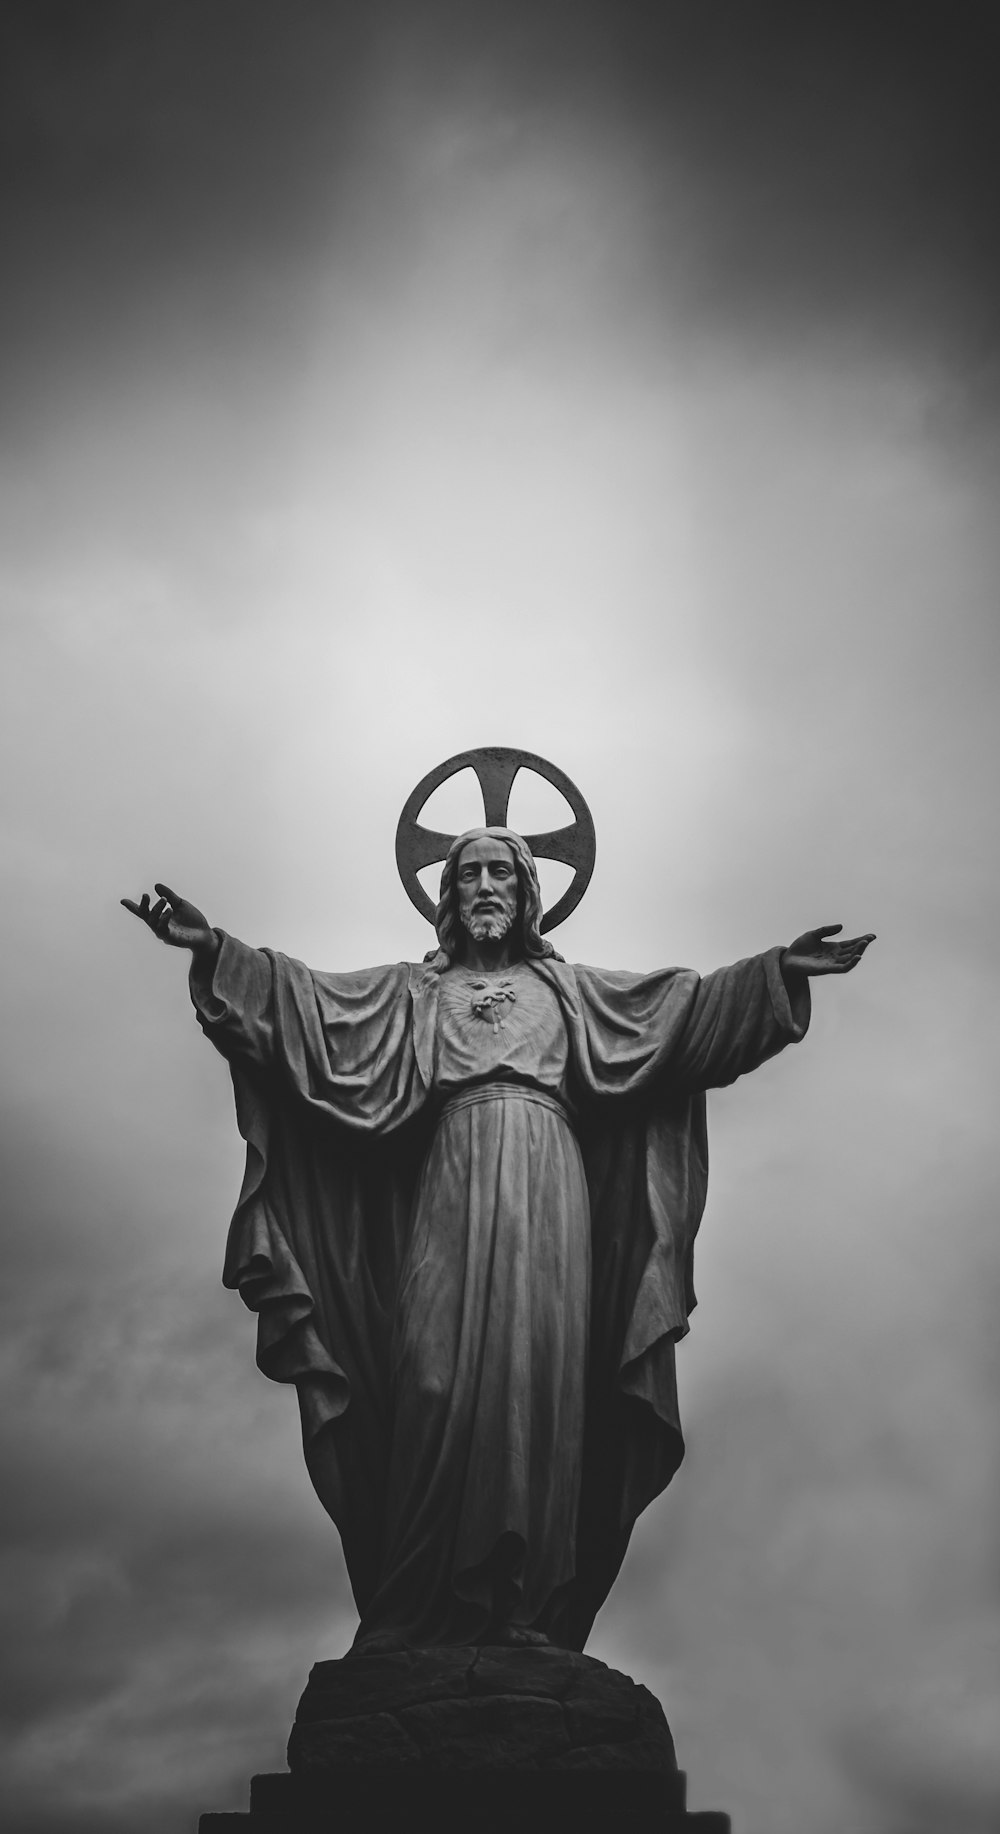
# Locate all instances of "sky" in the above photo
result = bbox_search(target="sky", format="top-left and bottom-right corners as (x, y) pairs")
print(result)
(1, 2), (999, 1829)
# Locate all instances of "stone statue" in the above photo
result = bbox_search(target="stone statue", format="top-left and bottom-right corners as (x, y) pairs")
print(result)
(123, 748), (873, 1661)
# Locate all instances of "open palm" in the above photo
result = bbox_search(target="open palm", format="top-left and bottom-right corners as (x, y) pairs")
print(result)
(782, 924), (875, 977)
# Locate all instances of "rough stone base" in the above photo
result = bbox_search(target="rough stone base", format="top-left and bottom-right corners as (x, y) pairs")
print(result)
(199, 1647), (731, 1832)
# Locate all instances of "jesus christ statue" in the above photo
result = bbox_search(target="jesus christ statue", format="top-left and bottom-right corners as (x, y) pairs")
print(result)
(124, 810), (872, 1657)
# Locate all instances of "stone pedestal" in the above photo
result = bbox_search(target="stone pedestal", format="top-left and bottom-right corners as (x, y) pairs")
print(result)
(199, 1647), (730, 1832)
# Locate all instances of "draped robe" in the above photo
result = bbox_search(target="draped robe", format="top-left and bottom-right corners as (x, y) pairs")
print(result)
(191, 936), (809, 1651)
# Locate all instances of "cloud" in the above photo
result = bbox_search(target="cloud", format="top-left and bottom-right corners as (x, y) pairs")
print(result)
(0, 1257), (356, 1832)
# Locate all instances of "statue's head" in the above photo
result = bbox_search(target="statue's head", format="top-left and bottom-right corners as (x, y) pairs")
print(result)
(425, 827), (562, 971)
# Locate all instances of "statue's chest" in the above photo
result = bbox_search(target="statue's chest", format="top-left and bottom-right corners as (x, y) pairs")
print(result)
(433, 966), (570, 1093)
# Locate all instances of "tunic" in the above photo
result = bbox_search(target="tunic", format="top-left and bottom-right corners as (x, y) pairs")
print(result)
(366, 963), (589, 1642)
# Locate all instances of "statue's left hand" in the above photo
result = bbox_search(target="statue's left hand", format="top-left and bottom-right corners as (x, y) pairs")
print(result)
(781, 924), (875, 977)
(121, 882), (216, 957)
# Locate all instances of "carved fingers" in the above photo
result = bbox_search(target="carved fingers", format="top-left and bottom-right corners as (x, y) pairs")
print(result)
(783, 926), (876, 976)
(120, 884), (211, 948)
(121, 890), (174, 940)
(827, 932), (877, 972)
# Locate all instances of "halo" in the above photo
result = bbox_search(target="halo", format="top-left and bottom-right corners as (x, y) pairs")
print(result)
(395, 746), (596, 934)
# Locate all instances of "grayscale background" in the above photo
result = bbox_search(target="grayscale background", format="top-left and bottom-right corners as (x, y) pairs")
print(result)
(2, 4), (998, 1830)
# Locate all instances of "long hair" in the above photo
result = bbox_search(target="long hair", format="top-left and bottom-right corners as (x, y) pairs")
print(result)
(424, 827), (564, 971)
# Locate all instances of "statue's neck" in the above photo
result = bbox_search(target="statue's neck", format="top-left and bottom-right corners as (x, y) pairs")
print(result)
(455, 935), (523, 973)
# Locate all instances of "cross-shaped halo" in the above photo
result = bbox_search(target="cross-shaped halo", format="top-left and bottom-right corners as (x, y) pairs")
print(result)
(395, 746), (596, 933)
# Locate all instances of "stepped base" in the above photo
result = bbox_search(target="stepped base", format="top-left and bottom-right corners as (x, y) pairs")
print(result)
(200, 1768), (730, 1831)
(199, 1647), (730, 1833)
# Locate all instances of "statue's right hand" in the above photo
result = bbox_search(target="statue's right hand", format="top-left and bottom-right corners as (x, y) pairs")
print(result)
(121, 883), (215, 955)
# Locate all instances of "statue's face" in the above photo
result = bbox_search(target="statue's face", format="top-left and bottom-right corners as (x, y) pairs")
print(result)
(456, 836), (519, 943)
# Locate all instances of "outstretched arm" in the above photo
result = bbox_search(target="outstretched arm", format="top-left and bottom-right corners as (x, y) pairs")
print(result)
(656, 924), (874, 1094)
(781, 924), (875, 979)
(121, 883), (220, 964)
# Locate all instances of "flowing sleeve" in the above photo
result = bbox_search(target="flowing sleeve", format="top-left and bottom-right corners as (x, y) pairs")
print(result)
(189, 930), (276, 1069)
(188, 931), (434, 1131)
(541, 945), (808, 1102)
(665, 945), (810, 1093)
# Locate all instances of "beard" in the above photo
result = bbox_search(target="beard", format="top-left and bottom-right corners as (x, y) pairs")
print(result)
(461, 905), (515, 943)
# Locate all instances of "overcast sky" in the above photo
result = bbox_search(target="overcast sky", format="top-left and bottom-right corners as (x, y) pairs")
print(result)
(2, 4), (999, 1831)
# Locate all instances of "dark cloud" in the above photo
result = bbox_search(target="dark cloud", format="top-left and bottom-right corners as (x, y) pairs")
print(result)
(0, 1257), (353, 1833)
(3, 1), (998, 400)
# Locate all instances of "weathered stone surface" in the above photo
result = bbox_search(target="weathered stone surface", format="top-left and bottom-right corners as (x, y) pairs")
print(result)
(295, 1647), (472, 1721)
(549, 1734), (683, 1770)
(468, 1646), (582, 1698)
(287, 1646), (678, 1775)
(288, 1709), (422, 1770)
(398, 1693), (571, 1767)
(564, 1689), (641, 1746)
(563, 1663), (662, 1747)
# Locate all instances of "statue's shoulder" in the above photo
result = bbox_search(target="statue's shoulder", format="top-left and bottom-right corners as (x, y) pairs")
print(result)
(569, 961), (696, 984)
(306, 960), (416, 999)
(564, 961), (701, 1012)
(562, 961), (631, 987)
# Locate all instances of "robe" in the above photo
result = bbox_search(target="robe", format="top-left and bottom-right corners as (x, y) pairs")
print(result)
(190, 935), (809, 1651)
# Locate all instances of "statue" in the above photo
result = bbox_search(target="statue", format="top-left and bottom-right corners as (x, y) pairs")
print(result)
(123, 747), (873, 1660)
